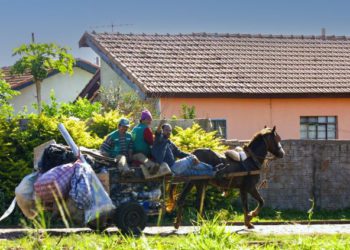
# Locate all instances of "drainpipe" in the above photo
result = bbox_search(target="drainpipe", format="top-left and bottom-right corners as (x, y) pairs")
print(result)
(269, 98), (273, 127)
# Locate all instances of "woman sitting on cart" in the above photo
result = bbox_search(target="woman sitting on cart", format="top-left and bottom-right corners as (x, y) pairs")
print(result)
(100, 118), (135, 177)
(131, 110), (159, 174)
(152, 122), (215, 176)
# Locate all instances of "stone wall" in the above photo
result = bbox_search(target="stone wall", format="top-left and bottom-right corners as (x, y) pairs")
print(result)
(224, 140), (350, 211)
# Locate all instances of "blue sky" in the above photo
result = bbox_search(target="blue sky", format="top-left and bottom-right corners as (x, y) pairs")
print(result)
(1, 0), (350, 66)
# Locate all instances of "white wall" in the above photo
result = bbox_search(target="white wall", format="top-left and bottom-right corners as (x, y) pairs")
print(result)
(100, 60), (134, 93)
(9, 67), (94, 113)
(99, 59), (162, 115)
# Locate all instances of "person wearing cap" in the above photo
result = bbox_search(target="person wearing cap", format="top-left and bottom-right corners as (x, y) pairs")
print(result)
(131, 110), (160, 174)
(100, 118), (134, 177)
(152, 122), (215, 177)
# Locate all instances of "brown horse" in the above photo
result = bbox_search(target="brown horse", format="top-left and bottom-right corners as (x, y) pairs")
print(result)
(170, 126), (285, 229)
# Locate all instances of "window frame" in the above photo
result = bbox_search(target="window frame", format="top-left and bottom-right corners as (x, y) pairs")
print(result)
(300, 116), (337, 140)
(210, 118), (227, 139)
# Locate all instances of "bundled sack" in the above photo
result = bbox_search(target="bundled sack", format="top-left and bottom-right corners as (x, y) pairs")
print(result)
(69, 161), (92, 210)
(15, 172), (40, 219)
(34, 163), (76, 204)
(39, 144), (76, 173)
(81, 161), (115, 225)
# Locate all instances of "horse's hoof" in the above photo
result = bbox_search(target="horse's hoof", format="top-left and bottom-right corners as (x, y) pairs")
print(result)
(174, 222), (180, 229)
(246, 223), (255, 229)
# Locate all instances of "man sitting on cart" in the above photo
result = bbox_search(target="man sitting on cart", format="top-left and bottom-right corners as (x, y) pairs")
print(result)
(152, 122), (215, 176)
(100, 118), (135, 177)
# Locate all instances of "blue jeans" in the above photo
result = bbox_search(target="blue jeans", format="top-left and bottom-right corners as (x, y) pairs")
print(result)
(171, 155), (215, 176)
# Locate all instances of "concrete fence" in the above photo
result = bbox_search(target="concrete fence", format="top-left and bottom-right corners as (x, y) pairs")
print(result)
(224, 139), (350, 211)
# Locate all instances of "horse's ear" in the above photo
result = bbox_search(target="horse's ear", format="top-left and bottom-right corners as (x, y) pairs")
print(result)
(272, 126), (276, 132)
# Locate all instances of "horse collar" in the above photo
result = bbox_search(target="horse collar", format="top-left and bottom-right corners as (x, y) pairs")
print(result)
(243, 145), (263, 169)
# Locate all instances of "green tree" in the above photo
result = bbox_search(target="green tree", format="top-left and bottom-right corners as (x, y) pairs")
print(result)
(98, 85), (158, 120)
(11, 43), (75, 113)
(0, 71), (19, 118)
(181, 104), (196, 119)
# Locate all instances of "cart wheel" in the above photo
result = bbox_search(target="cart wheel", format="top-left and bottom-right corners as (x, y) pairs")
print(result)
(115, 202), (147, 235)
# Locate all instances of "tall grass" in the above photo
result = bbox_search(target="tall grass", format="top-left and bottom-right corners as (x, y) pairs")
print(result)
(3, 214), (350, 249)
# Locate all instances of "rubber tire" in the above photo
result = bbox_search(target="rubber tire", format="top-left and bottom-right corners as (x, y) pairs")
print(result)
(115, 202), (147, 235)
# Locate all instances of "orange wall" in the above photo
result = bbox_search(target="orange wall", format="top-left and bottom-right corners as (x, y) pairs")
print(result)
(160, 98), (350, 140)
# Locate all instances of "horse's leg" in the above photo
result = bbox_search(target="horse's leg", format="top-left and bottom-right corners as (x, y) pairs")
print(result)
(240, 187), (254, 229)
(247, 186), (264, 218)
(195, 182), (207, 218)
(174, 182), (195, 229)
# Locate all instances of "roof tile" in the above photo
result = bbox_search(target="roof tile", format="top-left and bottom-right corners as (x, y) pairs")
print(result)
(80, 32), (350, 96)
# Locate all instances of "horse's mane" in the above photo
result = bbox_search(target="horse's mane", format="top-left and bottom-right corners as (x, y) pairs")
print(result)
(247, 127), (273, 147)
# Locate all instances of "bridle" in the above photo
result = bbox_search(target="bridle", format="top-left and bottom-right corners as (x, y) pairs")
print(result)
(244, 131), (282, 169)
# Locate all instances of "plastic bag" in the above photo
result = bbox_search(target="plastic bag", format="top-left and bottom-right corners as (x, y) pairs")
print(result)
(69, 162), (92, 209)
(15, 172), (39, 219)
(82, 162), (115, 225)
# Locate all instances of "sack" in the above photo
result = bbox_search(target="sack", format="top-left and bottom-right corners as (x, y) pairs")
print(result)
(34, 163), (75, 204)
(39, 144), (76, 173)
(69, 162), (92, 209)
(82, 162), (115, 225)
(15, 172), (39, 219)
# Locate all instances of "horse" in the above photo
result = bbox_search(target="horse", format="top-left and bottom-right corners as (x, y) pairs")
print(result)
(169, 126), (285, 229)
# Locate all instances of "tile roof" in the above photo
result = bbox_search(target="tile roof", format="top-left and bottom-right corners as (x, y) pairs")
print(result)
(1, 59), (99, 90)
(79, 32), (350, 97)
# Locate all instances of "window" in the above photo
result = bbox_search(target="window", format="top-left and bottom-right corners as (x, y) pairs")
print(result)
(210, 119), (227, 139)
(300, 116), (337, 140)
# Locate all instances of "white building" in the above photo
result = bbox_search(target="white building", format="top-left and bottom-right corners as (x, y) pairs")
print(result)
(3, 59), (99, 113)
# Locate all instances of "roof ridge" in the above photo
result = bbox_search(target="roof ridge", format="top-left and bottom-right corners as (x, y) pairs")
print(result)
(91, 31), (350, 41)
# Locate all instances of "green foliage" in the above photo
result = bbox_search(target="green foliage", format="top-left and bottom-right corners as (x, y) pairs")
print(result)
(11, 43), (75, 81)
(60, 98), (102, 120)
(2, 221), (350, 249)
(0, 71), (19, 118)
(181, 104), (196, 119)
(11, 42), (75, 113)
(98, 86), (158, 120)
(308, 198), (315, 223)
(62, 117), (102, 148)
(41, 91), (102, 119)
(87, 110), (132, 139)
(172, 123), (228, 153)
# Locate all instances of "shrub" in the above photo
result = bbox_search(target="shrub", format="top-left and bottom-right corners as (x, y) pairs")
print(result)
(87, 110), (132, 139)
(41, 91), (102, 119)
(172, 123), (228, 153)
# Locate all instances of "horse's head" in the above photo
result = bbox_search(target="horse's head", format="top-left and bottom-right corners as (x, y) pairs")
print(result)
(260, 126), (285, 159)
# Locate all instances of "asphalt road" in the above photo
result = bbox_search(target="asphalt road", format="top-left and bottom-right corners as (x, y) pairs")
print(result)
(1, 224), (350, 239)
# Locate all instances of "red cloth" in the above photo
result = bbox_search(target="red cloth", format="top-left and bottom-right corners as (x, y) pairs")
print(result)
(143, 127), (154, 145)
(34, 163), (75, 203)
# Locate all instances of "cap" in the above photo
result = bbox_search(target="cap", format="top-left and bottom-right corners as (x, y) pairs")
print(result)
(119, 118), (130, 127)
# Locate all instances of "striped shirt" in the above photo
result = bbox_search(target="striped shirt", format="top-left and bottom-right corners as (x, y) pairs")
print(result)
(100, 130), (133, 159)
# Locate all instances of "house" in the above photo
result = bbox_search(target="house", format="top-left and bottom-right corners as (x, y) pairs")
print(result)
(79, 32), (350, 140)
(2, 59), (99, 113)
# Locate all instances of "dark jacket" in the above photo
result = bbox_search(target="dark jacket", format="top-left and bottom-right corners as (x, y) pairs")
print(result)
(151, 131), (189, 167)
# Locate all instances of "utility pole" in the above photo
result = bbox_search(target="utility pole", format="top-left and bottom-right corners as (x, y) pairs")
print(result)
(31, 32), (35, 43)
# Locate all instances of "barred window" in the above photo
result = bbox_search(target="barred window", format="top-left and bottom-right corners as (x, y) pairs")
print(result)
(210, 119), (227, 139)
(300, 116), (337, 139)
